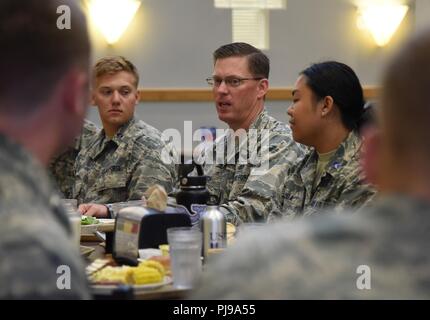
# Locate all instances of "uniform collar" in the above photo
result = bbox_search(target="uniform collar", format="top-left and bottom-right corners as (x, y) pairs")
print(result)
(88, 117), (136, 160)
(299, 131), (362, 183)
(324, 131), (362, 177)
(111, 117), (135, 145)
(221, 109), (268, 164)
(249, 109), (268, 131)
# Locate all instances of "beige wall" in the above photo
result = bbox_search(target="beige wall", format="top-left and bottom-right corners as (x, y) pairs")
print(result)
(86, 0), (430, 133)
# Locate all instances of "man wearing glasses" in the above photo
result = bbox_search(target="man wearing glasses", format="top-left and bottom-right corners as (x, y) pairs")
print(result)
(202, 42), (303, 225)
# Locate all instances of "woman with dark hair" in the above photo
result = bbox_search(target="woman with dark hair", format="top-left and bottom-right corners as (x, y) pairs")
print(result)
(269, 61), (376, 220)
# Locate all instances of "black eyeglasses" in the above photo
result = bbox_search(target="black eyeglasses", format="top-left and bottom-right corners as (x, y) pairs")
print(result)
(206, 76), (264, 88)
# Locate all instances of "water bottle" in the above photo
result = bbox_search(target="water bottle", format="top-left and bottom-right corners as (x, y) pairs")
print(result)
(176, 163), (210, 228)
(200, 200), (226, 259)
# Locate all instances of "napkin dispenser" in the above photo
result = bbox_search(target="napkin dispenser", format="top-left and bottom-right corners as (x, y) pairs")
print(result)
(112, 205), (191, 266)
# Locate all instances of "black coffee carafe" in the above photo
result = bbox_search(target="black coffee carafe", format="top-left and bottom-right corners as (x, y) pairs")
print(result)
(176, 162), (210, 227)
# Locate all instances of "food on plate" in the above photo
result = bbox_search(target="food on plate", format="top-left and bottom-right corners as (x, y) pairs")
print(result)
(148, 255), (171, 275)
(91, 260), (166, 285)
(133, 266), (163, 285)
(81, 215), (99, 225)
(91, 266), (134, 284)
(86, 259), (110, 276)
(159, 244), (169, 256)
(139, 260), (165, 277)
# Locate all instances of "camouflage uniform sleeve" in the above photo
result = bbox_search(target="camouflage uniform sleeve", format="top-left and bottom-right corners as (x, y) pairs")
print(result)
(48, 148), (77, 199)
(191, 214), (375, 299)
(191, 220), (318, 299)
(330, 171), (377, 214)
(49, 120), (99, 200)
(0, 225), (90, 299)
(222, 138), (303, 225)
(127, 143), (177, 199)
(161, 135), (180, 190)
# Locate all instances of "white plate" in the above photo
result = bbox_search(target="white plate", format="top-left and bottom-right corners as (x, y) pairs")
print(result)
(91, 276), (172, 293)
(138, 249), (162, 260)
(81, 219), (115, 235)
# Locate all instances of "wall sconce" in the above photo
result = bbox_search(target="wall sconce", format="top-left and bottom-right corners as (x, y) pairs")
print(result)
(357, 1), (408, 47)
(214, 0), (287, 50)
(87, 0), (141, 45)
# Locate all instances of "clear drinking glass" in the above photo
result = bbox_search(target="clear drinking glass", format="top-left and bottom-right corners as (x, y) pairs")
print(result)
(167, 227), (202, 289)
(110, 199), (146, 217)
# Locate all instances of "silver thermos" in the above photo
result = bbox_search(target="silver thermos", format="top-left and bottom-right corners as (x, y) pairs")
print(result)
(200, 204), (227, 259)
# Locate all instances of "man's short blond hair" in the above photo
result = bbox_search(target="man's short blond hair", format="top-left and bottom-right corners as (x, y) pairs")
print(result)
(93, 56), (139, 88)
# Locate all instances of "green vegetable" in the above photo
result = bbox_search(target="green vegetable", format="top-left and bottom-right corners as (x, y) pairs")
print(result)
(81, 215), (99, 225)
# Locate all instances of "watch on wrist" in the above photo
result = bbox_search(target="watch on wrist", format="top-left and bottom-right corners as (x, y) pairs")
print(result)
(105, 204), (114, 218)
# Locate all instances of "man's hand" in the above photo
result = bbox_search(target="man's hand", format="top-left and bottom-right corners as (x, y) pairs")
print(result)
(78, 203), (108, 218)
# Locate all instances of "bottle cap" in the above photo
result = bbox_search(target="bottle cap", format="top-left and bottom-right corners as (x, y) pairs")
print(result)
(179, 175), (207, 188)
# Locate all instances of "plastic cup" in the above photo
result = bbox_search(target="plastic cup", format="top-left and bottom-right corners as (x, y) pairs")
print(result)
(68, 212), (81, 248)
(110, 200), (146, 217)
(167, 227), (202, 289)
(61, 199), (80, 248)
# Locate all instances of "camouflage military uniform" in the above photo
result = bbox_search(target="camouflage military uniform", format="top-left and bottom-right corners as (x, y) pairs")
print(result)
(73, 117), (177, 205)
(192, 194), (430, 299)
(269, 131), (375, 221)
(203, 110), (304, 225)
(0, 133), (90, 299)
(49, 119), (99, 198)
